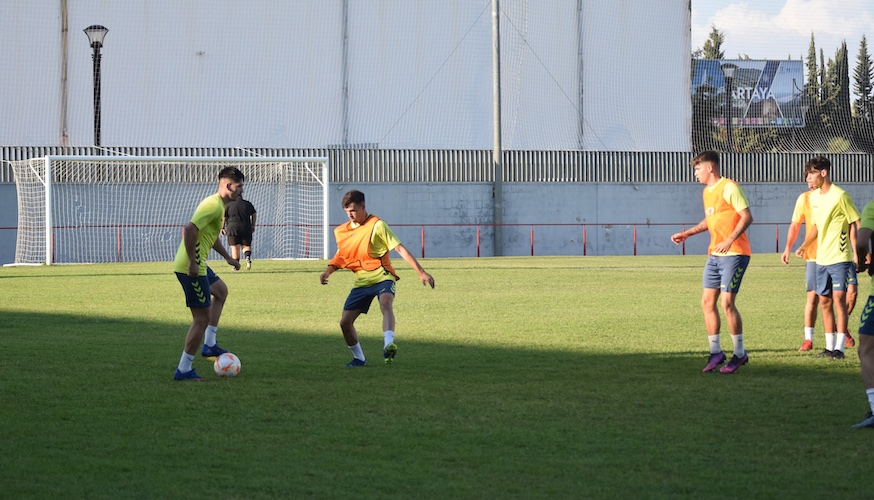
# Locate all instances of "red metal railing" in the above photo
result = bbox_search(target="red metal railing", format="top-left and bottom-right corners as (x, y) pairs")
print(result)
(392, 222), (789, 258)
(0, 222), (790, 262)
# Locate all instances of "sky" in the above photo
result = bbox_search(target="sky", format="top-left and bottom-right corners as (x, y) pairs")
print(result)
(691, 0), (873, 64)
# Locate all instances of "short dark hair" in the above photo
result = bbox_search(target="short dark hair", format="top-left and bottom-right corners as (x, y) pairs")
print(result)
(804, 156), (830, 174)
(691, 150), (720, 167)
(342, 190), (365, 207)
(219, 166), (244, 183)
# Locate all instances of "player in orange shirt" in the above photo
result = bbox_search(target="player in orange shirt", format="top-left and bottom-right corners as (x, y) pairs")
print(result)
(782, 180), (821, 351)
(320, 190), (435, 367)
(672, 151), (753, 374)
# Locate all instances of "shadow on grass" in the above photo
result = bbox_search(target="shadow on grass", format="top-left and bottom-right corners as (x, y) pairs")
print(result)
(1, 310), (872, 499)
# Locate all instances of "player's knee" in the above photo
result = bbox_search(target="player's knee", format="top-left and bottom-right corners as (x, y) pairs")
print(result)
(339, 317), (354, 331)
(211, 281), (229, 302)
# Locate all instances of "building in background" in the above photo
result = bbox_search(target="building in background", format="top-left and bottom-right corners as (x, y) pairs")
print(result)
(0, 1), (691, 152)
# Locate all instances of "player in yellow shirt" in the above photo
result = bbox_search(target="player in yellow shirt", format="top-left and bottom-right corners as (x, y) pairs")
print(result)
(172, 167), (244, 380)
(852, 199), (874, 428)
(672, 151), (753, 374)
(320, 190), (435, 367)
(783, 178), (857, 352)
(796, 156), (860, 360)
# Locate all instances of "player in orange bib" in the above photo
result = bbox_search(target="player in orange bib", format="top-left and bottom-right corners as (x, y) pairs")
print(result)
(672, 151), (753, 374)
(320, 190), (435, 367)
(782, 179), (822, 352)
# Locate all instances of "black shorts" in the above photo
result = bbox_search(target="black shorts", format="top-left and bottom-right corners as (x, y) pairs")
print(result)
(227, 231), (252, 246)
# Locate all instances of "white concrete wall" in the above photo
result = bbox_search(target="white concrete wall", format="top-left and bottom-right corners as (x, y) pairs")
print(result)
(324, 183), (874, 258)
(0, 1), (691, 151)
(5, 182), (874, 264)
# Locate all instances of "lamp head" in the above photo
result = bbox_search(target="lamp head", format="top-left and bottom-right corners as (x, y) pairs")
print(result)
(84, 25), (109, 49)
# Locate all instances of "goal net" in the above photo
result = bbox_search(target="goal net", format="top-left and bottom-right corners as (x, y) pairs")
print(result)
(10, 156), (328, 265)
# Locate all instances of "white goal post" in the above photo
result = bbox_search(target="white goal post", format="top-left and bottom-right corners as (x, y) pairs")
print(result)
(9, 156), (329, 265)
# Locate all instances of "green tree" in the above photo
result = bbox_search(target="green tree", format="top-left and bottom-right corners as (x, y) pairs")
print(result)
(853, 35), (874, 152)
(805, 33), (820, 107)
(818, 44), (854, 152)
(853, 35), (873, 120)
(799, 32), (823, 148)
(820, 49), (827, 102)
(835, 42), (853, 133)
(701, 25), (725, 59)
(813, 48), (832, 141)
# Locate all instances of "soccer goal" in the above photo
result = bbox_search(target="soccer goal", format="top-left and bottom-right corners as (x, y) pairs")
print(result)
(9, 156), (329, 265)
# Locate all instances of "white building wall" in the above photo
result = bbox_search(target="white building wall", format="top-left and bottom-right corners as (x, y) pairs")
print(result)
(0, 0), (691, 151)
(580, 1), (692, 151)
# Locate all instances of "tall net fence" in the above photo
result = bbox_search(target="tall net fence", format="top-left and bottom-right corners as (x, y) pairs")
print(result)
(1, 1), (692, 152)
(0, 1), (871, 167)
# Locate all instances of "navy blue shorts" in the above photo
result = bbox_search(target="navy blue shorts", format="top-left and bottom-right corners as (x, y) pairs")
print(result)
(343, 280), (396, 313)
(805, 261), (816, 292)
(702, 255), (750, 293)
(815, 262), (856, 296)
(176, 267), (220, 308)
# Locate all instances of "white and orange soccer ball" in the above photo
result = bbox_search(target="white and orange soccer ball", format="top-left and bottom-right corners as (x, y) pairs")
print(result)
(213, 352), (241, 377)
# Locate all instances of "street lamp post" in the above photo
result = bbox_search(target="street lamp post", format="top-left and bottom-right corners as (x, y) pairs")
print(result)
(84, 25), (108, 147)
(791, 78), (798, 151)
(720, 63), (738, 153)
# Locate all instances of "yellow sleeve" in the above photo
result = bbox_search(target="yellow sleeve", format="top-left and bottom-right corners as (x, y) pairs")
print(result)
(722, 182), (750, 213)
(370, 220), (402, 256)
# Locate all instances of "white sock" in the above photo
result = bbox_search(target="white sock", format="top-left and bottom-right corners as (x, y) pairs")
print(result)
(708, 335), (721, 354)
(825, 333), (836, 351)
(204, 325), (218, 347)
(384, 330), (395, 348)
(349, 342), (365, 362)
(835, 333), (847, 352)
(804, 327), (814, 342)
(867, 389), (874, 414)
(731, 334), (745, 358)
(177, 352), (195, 373)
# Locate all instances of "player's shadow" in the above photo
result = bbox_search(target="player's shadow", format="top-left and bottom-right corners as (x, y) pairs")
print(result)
(3, 310), (872, 499)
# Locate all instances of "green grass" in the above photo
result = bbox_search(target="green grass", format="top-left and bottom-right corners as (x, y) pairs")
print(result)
(1, 256), (872, 498)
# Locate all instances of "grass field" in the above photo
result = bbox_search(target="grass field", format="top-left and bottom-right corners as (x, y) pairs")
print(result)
(1, 255), (873, 498)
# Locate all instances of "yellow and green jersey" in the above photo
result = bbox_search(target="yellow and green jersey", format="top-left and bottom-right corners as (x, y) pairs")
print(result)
(790, 191), (817, 261)
(809, 185), (860, 266)
(173, 193), (225, 276)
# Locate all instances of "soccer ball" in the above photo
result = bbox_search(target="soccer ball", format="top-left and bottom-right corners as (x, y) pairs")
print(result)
(213, 352), (241, 377)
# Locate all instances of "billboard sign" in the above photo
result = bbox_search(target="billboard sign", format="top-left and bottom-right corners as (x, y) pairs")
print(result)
(693, 59), (805, 128)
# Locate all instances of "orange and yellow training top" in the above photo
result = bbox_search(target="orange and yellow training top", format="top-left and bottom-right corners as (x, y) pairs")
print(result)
(329, 214), (401, 288)
(702, 177), (751, 257)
